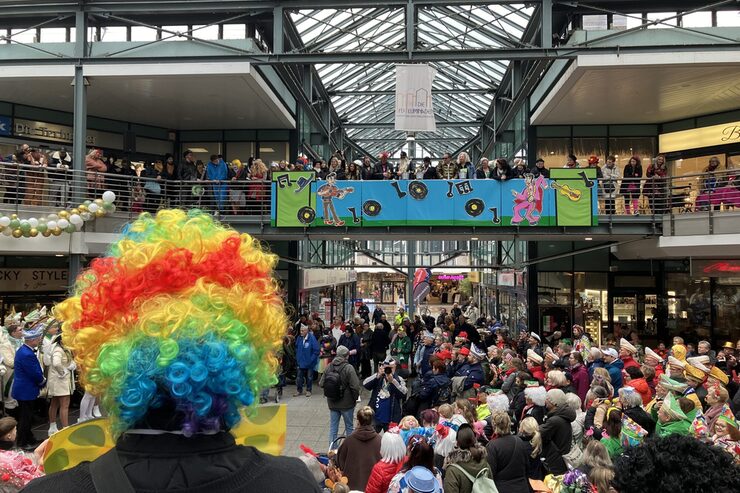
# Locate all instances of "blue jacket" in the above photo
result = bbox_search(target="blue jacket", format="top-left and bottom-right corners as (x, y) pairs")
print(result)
(11, 344), (45, 401)
(418, 371), (451, 403)
(587, 359), (606, 379)
(295, 333), (320, 370)
(414, 344), (436, 376)
(606, 359), (624, 392)
(454, 362), (485, 390)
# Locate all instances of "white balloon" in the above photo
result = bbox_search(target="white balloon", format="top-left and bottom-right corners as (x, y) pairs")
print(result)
(47, 214), (59, 221)
(69, 214), (83, 226)
(28, 218), (38, 228)
(81, 212), (92, 221)
(47, 221), (57, 230)
(57, 219), (70, 229)
(88, 203), (99, 213)
(102, 191), (116, 203)
(0, 217), (9, 227)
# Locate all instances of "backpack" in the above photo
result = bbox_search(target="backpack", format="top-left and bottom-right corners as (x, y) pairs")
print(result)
(434, 381), (453, 406)
(449, 464), (499, 493)
(323, 364), (345, 400)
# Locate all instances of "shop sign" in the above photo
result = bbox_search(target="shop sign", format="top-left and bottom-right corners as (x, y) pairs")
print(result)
(14, 118), (96, 146)
(691, 259), (740, 277)
(302, 269), (357, 290)
(659, 120), (740, 154)
(437, 274), (465, 281)
(0, 116), (11, 137)
(497, 270), (516, 287)
(0, 268), (68, 292)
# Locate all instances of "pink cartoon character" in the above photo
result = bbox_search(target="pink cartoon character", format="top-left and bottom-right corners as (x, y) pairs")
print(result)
(511, 173), (548, 225)
(316, 172), (354, 226)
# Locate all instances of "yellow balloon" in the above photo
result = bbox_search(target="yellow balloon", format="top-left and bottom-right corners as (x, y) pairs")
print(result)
(94, 199), (104, 206)
(70, 208), (80, 215)
(10, 214), (17, 220)
(42, 230), (52, 237)
(51, 227), (62, 236)
(95, 209), (106, 218)
(12, 229), (22, 238)
(29, 228), (38, 237)
(58, 210), (70, 219)
(78, 205), (88, 212)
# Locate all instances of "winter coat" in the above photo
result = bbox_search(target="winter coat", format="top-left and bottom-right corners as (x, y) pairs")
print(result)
(454, 362), (485, 390)
(11, 344), (45, 401)
(336, 425), (382, 491)
(587, 359), (606, 379)
(390, 335), (412, 367)
(606, 359), (624, 392)
(22, 432), (320, 493)
(295, 333), (320, 369)
(627, 377), (652, 406)
(570, 364), (590, 406)
(370, 326), (390, 356)
(656, 417), (691, 437)
(47, 341), (75, 397)
(539, 404), (576, 475)
(338, 332), (361, 367)
(485, 434), (531, 493)
(319, 355), (361, 411)
(363, 373), (407, 425)
(414, 344), (436, 376)
(492, 165), (512, 181)
(365, 460), (403, 493)
(623, 406), (656, 436)
(444, 447), (491, 493)
(418, 371), (451, 405)
(619, 162), (642, 194)
(602, 165), (620, 198)
(621, 356), (640, 371)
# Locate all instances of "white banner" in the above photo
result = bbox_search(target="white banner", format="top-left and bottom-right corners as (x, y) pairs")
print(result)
(395, 64), (437, 132)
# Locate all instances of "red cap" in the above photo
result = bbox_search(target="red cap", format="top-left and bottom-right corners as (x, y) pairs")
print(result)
(473, 383), (481, 389)
(458, 332), (468, 339)
(460, 347), (470, 356)
(437, 350), (452, 361)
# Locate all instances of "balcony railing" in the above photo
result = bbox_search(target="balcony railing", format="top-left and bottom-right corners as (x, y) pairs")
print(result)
(0, 162), (737, 227)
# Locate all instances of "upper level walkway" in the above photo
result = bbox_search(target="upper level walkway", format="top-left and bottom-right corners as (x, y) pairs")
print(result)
(0, 163), (737, 255)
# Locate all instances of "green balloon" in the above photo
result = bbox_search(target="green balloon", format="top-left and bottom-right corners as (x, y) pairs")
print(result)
(83, 200), (91, 206)
(21, 229), (30, 237)
(19, 221), (31, 233)
(9, 219), (20, 229)
(65, 224), (77, 234)
(103, 202), (116, 212)
(37, 223), (48, 233)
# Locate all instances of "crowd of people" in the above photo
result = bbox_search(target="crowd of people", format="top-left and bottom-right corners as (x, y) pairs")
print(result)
(5, 143), (736, 217)
(289, 302), (740, 492)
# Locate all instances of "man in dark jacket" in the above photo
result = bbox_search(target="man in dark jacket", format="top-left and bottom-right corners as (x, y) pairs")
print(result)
(539, 389), (576, 475)
(363, 358), (407, 432)
(370, 322), (390, 372)
(295, 324), (320, 397)
(336, 406), (381, 491)
(372, 153), (393, 180)
(338, 326), (361, 370)
(11, 323), (46, 449)
(320, 346), (361, 449)
(414, 332), (436, 377)
(603, 348), (624, 392)
(356, 302), (370, 323)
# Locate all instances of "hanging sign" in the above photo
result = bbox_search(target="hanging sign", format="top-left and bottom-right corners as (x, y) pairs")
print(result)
(395, 64), (437, 132)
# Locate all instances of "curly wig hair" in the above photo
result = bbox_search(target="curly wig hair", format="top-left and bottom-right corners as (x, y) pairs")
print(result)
(612, 435), (740, 493)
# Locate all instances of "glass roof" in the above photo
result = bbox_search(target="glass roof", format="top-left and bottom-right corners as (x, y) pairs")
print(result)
(290, 4), (534, 157)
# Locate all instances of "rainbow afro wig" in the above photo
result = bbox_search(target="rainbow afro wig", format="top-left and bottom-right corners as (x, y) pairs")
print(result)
(55, 209), (287, 437)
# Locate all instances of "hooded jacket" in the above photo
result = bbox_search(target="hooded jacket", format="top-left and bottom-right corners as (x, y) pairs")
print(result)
(606, 358), (624, 392)
(295, 332), (320, 369)
(539, 404), (577, 475)
(444, 447), (491, 493)
(336, 425), (382, 491)
(365, 460), (403, 493)
(319, 355), (361, 410)
(418, 372), (451, 404)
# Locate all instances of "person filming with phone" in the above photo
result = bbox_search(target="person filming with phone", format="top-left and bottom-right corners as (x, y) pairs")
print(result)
(363, 358), (407, 432)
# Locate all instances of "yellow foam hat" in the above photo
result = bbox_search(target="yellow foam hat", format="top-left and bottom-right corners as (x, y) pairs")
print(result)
(709, 366), (729, 385)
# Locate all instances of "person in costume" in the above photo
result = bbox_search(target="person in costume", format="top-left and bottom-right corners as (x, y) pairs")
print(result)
(571, 324), (591, 362)
(704, 385), (733, 435)
(23, 209), (320, 492)
(11, 322), (46, 450)
(711, 414), (740, 464)
(646, 374), (687, 420)
(511, 173), (548, 225)
(619, 338), (640, 370)
(206, 154), (229, 212)
(0, 313), (24, 414)
(655, 393), (692, 437)
(683, 359), (709, 410)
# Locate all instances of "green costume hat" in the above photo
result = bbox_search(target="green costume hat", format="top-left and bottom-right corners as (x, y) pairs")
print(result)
(661, 392), (687, 421)
(659, 374), (688, 393)
(718, 414), (739, 429)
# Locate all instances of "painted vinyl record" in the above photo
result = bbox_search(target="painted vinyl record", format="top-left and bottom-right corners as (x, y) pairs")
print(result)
(464, 198), (485, 217)
(408, 180), (429, 200)
(297, 206), (316, 224)
(363, 200), (382, 217)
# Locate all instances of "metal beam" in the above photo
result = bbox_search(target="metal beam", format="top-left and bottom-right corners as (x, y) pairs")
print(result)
(331, 89), (492, 96)
(346, 122), (479, 129)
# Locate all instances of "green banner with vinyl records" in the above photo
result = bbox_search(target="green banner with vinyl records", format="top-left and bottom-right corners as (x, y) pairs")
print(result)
(271, 169), (599, 228)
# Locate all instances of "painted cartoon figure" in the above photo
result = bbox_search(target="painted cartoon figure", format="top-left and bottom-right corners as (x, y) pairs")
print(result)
(511, 173), (548, 225)
(316, 172), (354, 226)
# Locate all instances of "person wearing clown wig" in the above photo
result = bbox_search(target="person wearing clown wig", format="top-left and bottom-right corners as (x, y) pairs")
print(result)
(24, 209), (320, 492)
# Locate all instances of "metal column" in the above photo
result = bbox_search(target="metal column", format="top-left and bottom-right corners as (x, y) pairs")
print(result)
(70, 9), (88, 288)
(541, 0), (553, 48)
(407, 240), (416, 315)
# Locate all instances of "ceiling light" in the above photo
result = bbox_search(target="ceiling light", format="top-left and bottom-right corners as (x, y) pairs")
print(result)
(342, 237), (351, 240)
(187, 147), (209, 153)
(259, 147), (275, 153)
(584, 237), (593, 241)
(55, 254), (65, 257)
(470, 237), (479, 240)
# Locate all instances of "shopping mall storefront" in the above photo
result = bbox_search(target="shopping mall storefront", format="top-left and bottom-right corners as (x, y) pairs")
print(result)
(530, 241), (740, 348)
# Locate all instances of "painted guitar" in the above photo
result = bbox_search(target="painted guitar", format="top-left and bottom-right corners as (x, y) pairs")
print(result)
(550, 181), (582, 201)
